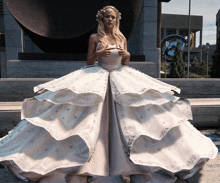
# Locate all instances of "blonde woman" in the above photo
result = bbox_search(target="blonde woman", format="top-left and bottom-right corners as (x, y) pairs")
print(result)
(0, 5), (218, 183)
(87, 6), (130, 67)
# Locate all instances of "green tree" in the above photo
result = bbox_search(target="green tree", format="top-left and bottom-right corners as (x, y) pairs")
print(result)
(170, 41), (185, 78)
(210, 33), (220, 78)
(190, 59), (200, 75)
(190, 59), (211, 77)
(161, 61), (169, 73)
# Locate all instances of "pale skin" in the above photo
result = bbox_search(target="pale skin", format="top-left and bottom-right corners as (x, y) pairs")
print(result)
(87, 9), (130, 65)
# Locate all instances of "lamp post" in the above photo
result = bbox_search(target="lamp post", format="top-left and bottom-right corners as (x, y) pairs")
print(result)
(187, 0), (191, 78)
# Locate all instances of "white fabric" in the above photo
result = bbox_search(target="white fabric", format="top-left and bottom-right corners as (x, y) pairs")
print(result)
(34, 66), (109, 106)
(97, 45), (122, 71)
(110, 66), (180, 106)
(0, 47), (218, 182)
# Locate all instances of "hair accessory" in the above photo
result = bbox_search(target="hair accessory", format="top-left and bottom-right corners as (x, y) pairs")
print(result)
(96, 6), (121, 22)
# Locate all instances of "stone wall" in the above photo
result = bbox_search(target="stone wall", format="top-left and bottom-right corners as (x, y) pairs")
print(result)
(6, 60), (156, 78)
(24, 35), (43, 53)
(3, 2), (22, 60)
(0, 0), (4, 33)
(127, 0), (159, 77)
(159, 78), (220, 98)
(216, 9), (220, 41)
(3, 1), (43, 61)
(127, 2), (144, 55)
(142, 0), (159, 77)
(0, 16), (4, 33)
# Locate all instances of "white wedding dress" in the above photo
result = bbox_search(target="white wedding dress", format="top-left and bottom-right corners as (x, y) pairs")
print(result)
(0, 44), (218, 183)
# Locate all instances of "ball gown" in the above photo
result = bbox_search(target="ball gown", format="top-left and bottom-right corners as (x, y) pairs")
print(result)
(0, 44), (218, 183)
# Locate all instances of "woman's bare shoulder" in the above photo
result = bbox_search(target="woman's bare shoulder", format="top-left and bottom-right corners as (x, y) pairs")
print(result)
(89, 33), (99, 44)
(123, 36), (127, 43)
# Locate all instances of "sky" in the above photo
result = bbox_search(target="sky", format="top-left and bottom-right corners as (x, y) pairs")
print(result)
(162, 0), (220, 46)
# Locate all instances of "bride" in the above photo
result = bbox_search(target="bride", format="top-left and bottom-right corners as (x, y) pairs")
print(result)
(0, 5), (218, 183)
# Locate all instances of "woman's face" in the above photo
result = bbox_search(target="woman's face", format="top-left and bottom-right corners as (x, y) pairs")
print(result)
(103, 9), (117, 29)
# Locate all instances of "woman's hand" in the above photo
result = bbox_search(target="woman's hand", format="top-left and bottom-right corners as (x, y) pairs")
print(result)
(119, 46), (130, 66)
(118, 48), (130, 57)
(97, 47), (114, 57)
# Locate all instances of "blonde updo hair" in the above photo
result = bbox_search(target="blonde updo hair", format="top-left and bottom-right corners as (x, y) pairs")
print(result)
(96, 6), (125, 48)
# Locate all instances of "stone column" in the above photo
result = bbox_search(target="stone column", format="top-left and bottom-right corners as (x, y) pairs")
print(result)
(127, 4), (143, 56)
(157, 1), (161, 78)
(142, 0), (158, 78)
(164, 28), (167, 37)
(200, 30), (202, 46)
(0, 52), (6, 77)
(157, 1), (161, 48)
(3, 2), (22, 60)
(217, 22), (219, 42)
(194, 32), (196, 47)
(21, 29), (24, 53)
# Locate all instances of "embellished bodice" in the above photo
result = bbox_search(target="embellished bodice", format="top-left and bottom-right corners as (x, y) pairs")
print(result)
(96, 43), (122, 71)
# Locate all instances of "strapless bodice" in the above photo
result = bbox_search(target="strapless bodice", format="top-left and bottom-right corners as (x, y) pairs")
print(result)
(97, 44), (122, 71)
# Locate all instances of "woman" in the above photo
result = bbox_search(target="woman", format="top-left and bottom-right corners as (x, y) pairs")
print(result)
(87, 6), (130, 66)
(0, 5), (218, 183)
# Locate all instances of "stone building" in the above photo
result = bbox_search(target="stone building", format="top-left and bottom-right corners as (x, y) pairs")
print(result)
(0, 0), (4, 51)
(128, 0), (171, 78)
(161, 13), (203, 63)
(217, 9), (220, 41)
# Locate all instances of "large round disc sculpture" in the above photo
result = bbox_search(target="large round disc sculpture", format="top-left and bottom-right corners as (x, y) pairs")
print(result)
(161, 34), (187, 60)
(4, 0), (143, 53)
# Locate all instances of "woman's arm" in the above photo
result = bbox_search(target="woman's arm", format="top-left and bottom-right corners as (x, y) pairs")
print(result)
(87, 34), (99, 65)
(87, 34), (112, 65)
(120, 38), (130, 65)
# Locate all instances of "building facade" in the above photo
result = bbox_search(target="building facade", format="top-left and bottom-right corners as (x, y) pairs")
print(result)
(217, 9), (220, 41)
(161, 13), (203, 63)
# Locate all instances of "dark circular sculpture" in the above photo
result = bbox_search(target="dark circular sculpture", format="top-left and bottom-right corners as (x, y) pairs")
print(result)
(161, 34), (187, 60)
(4, 0), (143, 53)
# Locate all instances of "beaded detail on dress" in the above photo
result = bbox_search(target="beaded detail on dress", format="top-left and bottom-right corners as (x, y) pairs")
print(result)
(0, 41), (218, 182)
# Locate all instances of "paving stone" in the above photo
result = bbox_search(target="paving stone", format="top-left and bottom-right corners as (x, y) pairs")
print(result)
(176, 154), (220, 183)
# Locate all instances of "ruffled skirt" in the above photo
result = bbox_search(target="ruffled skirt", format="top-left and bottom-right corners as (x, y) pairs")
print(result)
(0, 66), (218, 182)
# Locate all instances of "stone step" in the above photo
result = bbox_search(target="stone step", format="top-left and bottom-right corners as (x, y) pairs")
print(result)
(0, 99), (219, 137)
(189, 98), (220, 128)
(0, 102), (22, 137)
